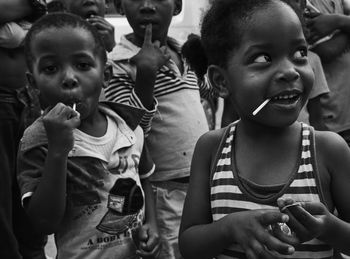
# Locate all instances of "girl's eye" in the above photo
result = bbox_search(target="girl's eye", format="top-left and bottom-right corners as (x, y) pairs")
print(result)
(293, 49), (307, 60)
(253, 54), (271, 63)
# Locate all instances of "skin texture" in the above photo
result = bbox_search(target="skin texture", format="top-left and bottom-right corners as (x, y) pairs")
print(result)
(180, 1), (350, 258)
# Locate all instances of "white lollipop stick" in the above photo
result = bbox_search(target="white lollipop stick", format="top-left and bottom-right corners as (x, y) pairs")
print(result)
(252, 98), (270, 116)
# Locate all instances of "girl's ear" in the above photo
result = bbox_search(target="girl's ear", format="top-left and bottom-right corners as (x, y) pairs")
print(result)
(207, 65), (230, 98)
(173, 0), (182, 16)
(102, 63), (113, 88)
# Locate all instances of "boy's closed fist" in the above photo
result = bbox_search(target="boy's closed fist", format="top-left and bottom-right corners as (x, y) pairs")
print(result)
(43, 102), (80, 154)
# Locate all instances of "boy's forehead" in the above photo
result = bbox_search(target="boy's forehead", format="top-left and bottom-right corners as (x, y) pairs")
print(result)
(117, 0), (180, 4)
(60, 0), (106, 7)
(32, 27), (95, 52)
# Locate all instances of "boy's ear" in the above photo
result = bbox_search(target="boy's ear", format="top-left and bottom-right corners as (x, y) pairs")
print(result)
(102, 63), (113, 88)
(173, 0), (182, 16)
(207, 65), (230, 98)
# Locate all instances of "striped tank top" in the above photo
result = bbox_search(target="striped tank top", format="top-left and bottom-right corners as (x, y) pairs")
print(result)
(210, 122), (334, 258)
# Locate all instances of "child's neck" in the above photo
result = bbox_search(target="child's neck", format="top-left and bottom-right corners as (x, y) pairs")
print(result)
(234, 120), (302, 185)
(78, 110), (107, 137)
(238, 119), (297, 140)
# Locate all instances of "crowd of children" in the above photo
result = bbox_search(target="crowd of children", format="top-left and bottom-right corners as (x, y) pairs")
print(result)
(2, 0), (350, 258)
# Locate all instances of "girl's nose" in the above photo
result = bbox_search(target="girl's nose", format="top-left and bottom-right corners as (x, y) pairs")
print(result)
(276, 60), (300, 82)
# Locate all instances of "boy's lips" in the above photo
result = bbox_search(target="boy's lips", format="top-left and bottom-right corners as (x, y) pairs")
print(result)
(84, 9), (99, 18)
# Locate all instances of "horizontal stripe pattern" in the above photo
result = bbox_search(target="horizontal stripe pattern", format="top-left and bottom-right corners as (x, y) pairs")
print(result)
(211, 123), (333, 258)
(105, 62), (213, 135)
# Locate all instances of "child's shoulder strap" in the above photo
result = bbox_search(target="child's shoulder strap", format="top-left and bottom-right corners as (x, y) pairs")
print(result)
(209, 121), (238, 183)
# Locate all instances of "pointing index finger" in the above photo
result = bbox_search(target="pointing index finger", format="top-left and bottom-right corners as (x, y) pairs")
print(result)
(143, 23), (152, 45)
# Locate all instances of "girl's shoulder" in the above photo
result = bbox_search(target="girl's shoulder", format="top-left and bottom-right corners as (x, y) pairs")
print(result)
(195, 125), (234, 163)
(314, 129), (349, 156)
(197, 125), (231, 148)
(314, 129), (350, 172)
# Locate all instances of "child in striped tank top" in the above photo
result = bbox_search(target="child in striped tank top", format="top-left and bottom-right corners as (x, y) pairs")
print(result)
(179, 0), (350, 258)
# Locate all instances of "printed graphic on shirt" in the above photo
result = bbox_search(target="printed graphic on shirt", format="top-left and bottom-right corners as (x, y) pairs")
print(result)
(97, 178), (144, 235)
(63, 155), (144, 253)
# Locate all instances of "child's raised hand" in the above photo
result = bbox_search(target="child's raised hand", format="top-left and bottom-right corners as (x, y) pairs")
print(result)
(305, 13), (339, 44)
(130, 24), (171, 72)
(225, 210), (295, 258)
(86, 15), (116, 52)
(43, 102), (80, 155)
(134, 223), (161, 259)
(277, 198), (331, 243)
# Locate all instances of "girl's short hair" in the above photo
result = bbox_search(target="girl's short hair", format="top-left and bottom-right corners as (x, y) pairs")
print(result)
(200, 0), (305, 68)
(24, 12), (107, 71)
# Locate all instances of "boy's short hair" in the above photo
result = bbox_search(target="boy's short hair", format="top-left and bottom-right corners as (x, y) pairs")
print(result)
(113, 0), (182, 15)
(24, 12), (107, 71)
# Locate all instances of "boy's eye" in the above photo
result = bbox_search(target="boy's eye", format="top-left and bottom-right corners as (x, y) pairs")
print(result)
(77, 62), (91, 70)
(43, 66), (57, 74)
(253, 54), (271, 63)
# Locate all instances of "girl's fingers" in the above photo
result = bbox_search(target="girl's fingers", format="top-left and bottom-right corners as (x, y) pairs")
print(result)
(256, 227), (295, 255)
(282, 207), (313, 242)
(287, 203), (320, 230)
(271, 223), (300, 246)
(249, 240), (281, 259)
(259, 211), (289, 227)
(245, 248), (258, 259)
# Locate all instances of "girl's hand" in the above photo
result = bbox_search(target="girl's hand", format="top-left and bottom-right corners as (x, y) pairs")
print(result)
(277, 198), (331, 243)
(226, 210), (296, 259)
(43, 102), (80, 155)
(135, 223), (161, 259)
(86, 15), (116, 52)
(130, 24), (171, 72)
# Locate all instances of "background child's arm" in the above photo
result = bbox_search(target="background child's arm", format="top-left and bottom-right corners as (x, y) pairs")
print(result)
(306, 12), (350, 63)
(23, 103), (80, 235)
(179, 130), (295, 259)
(135, 142), (160, 258)
(137, 178), (161, 258)
(306, 51), (328, 130)
(130, 24), (170, 110)
(307, 96), (327, 130)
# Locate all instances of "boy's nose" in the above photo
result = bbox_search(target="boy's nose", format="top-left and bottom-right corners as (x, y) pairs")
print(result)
(62, 70), (78, 88)
(140, 0), (156, 12)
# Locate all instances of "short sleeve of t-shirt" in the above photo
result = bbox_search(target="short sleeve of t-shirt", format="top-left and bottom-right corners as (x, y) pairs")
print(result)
(17, 144), (47, 204)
